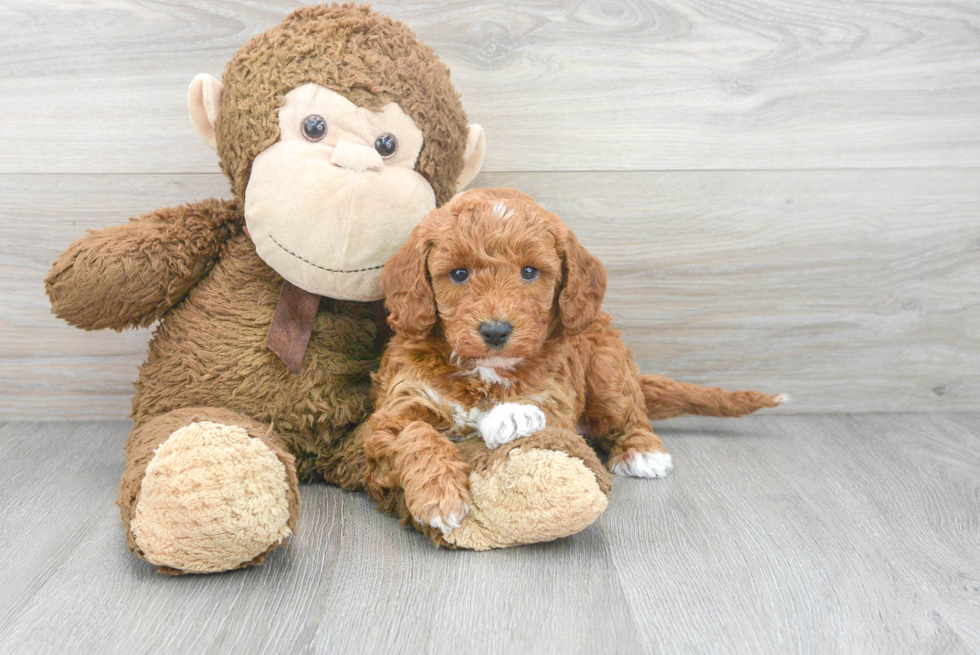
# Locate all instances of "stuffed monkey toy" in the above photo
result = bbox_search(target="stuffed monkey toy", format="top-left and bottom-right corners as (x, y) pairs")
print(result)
(45, 4), (640, 573)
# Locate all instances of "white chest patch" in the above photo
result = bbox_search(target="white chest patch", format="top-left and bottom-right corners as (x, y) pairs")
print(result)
(417, 385), (546, 447)
(454, 356), (524, 388)
(473, 366), (510, 387)
(418, 384), (485, 441)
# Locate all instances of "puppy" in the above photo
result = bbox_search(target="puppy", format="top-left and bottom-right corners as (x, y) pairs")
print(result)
(364, 188), (782, 534)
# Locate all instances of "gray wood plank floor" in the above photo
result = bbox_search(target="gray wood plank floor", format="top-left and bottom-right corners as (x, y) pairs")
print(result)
(1, 414), (977, 654)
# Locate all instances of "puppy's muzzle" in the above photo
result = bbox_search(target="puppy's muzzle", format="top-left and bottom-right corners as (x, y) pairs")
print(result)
(479, 321), (512, 348)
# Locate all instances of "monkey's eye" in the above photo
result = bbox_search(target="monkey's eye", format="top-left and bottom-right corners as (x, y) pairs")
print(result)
(374, 133), (398, 158)
(520, 266), (539, 281)
(450, 269), (469, 284)
(301, 115), (327, 142)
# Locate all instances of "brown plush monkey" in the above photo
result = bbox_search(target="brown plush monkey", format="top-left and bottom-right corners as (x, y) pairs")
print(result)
(44, 4), (630, 574)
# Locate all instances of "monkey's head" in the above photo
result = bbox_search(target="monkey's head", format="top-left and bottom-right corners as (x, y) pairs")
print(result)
(187, 4), (485, 301)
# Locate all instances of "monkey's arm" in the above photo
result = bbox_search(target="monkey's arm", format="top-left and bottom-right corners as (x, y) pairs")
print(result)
(45, 198), (241, 330)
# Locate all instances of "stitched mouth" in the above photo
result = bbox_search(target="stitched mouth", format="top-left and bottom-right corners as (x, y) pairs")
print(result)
(268, 234), (384, 274)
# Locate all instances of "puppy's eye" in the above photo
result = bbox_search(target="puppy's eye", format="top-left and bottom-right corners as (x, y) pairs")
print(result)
(450, 269), (469, 283)
(520, 266), (539, 281)
(301, 114), (327, 142)
(374, 133), (398, 158)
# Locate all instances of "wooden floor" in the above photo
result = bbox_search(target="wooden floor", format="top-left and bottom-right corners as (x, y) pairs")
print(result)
(1, 414), (977, 654)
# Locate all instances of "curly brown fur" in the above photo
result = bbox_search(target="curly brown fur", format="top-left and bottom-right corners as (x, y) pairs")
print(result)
(365, 189), (780, 532)
(365, 419), (472, 529)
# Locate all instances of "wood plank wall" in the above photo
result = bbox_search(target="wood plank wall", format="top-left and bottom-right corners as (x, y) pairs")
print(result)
(1, 0), (978, 419)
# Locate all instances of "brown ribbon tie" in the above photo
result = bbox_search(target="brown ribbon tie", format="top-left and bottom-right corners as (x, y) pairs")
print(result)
(266, 280), (322, 375)
(266, 280), (392, 375)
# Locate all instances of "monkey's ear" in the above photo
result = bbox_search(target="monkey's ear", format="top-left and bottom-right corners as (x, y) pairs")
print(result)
(455, 124), (486, 191)
(187, 73), (224, 150)
(381, 224), (438, 338)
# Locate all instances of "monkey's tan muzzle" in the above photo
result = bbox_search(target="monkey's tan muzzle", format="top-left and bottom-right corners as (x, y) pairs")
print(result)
(244, 140), (436, 301)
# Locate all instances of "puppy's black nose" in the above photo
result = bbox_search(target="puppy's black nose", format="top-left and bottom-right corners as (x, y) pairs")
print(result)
(479, 321), (512, 347)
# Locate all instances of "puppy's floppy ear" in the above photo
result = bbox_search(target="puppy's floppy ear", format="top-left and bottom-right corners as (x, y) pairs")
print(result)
(557, 226), (607, 336)
(381, 223), (437, 337)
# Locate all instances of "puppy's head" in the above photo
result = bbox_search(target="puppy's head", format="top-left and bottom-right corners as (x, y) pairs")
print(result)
(381, 188), (606, 360)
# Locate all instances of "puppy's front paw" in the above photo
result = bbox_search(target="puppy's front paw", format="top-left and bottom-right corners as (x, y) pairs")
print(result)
(426, 501), (470, 536)
(404, 468), (471, 536)
(478, 403), (547, 448)
(611, 451), (674, 479)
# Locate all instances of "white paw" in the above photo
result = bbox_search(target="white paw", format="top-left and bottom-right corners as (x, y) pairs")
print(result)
(478, 403), (547, 448)
(612, 451), (674, 479)
(426, 502), (470, 536)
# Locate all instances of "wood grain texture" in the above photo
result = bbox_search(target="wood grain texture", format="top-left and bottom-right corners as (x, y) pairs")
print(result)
(0, 415), (977, 653)
(3, 169), (978, 419)
(0, 0), (978, 174)
(1, 0), (978, 417)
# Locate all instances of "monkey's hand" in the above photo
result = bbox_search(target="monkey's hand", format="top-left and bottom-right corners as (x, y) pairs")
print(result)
(45, 198), (241, 331)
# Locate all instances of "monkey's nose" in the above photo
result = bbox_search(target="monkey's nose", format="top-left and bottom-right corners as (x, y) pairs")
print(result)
(479, 321), (512, 348)
(330, 141), (383, 172)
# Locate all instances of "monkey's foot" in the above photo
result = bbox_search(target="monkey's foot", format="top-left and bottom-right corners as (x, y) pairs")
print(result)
(442, 447), (608, 550)
(130, 421), (294, 574)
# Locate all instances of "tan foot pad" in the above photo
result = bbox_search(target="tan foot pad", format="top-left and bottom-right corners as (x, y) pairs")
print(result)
(131, 421), (292, 573)
(444, 448), (608, 551)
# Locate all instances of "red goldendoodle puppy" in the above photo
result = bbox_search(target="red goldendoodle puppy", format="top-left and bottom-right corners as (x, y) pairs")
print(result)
(364, 188), (782, 534)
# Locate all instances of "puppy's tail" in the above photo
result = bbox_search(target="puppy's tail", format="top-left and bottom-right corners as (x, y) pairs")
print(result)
(641, 374), (784, 420)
